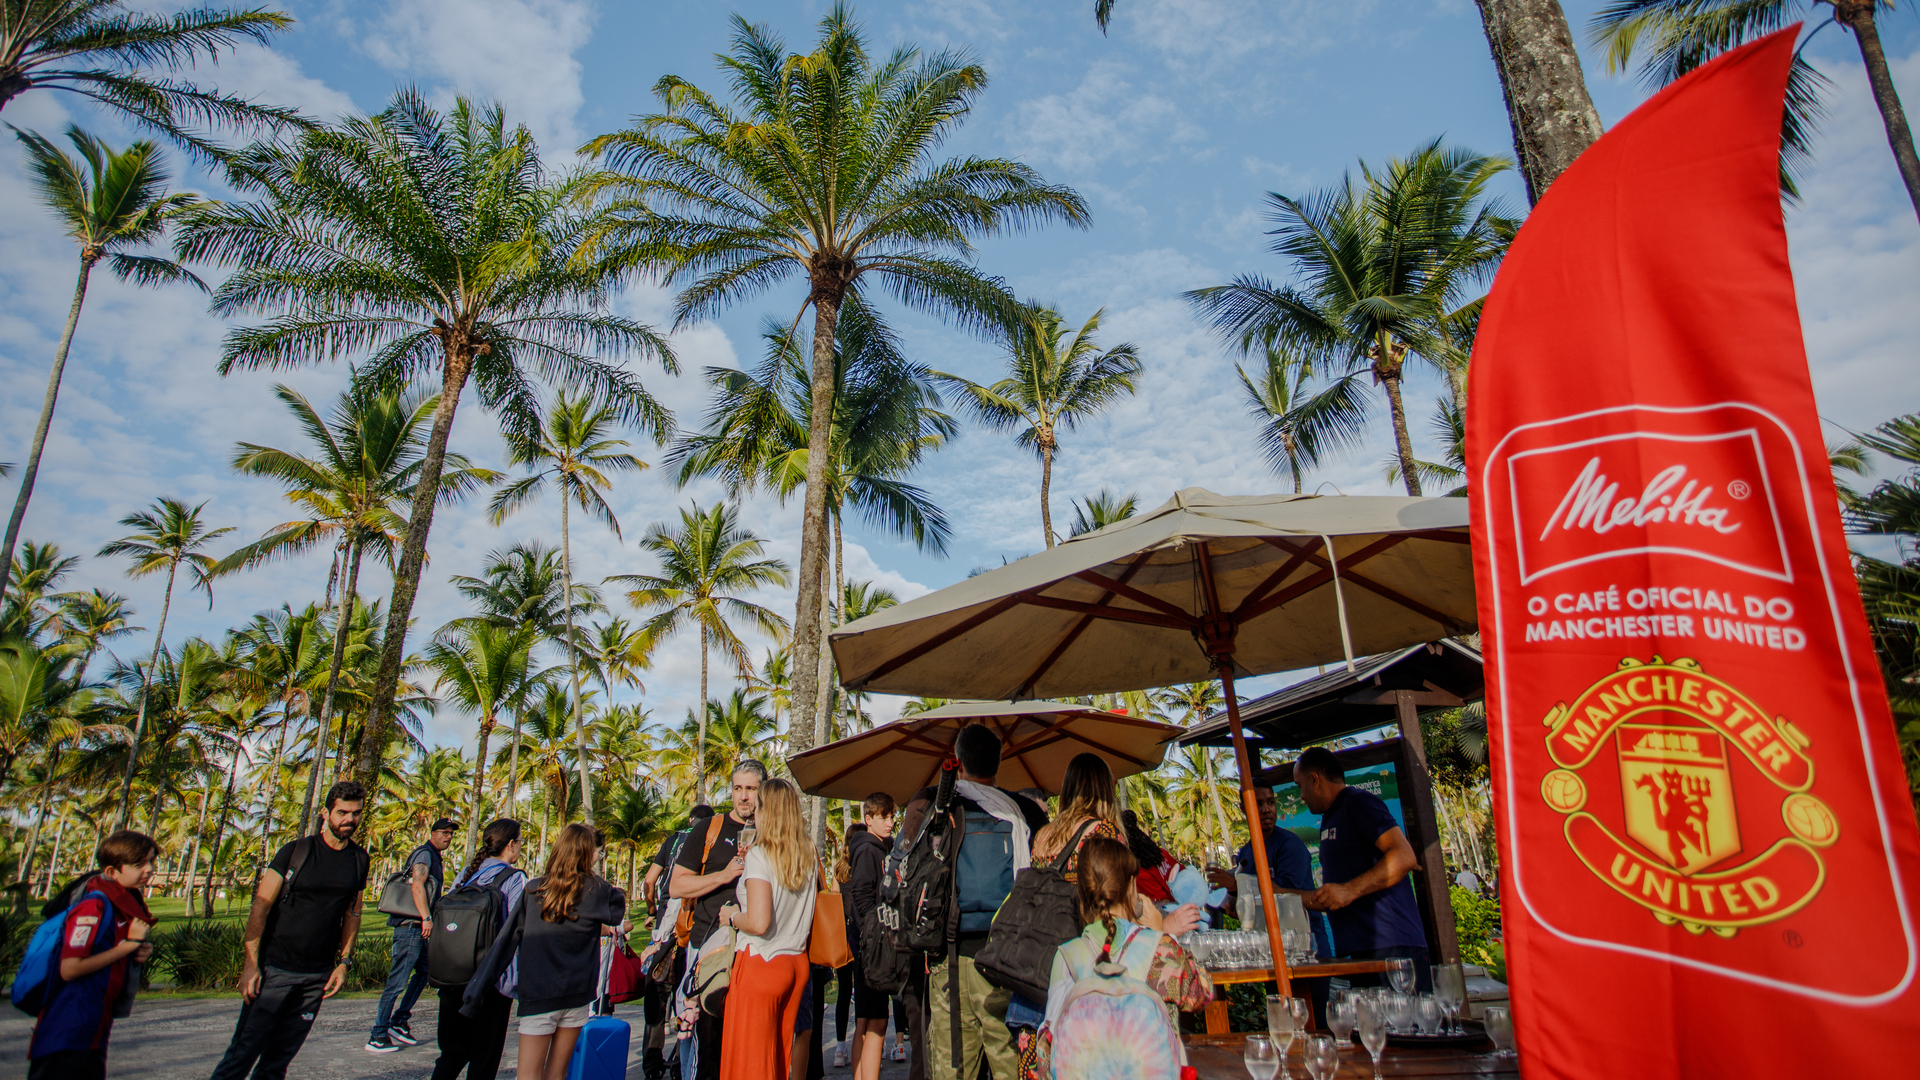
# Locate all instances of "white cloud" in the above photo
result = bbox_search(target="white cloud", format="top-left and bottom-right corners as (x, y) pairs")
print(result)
(1009, 59), (1207, 173)
(201, 42), (360, 124)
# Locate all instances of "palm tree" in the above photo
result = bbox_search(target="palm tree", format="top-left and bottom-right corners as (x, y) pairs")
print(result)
(1592, 1), (1920, 218)
(1234, 346), (1372, 495)
(178, 92), (676, 796)
(229, 605), (326, 849)
(182, 691), (272, 917)
(582, 4), (1087, 753)
(51, 589), (140, 673)
(1, 127), (203, 613)
(0, 2), (303, 159)
(1840, 413), (1920, 810)
(580, 617), (654, 707)
(1468, 0), (1605, 203)
(220, 381), (498, 834)
(690, 689), (782, 780)
(1186, 140), (1514, 496)
(2, 541), (80, 639)
(423, 621), (548, 853)
(448, 542), (603, 641)
(610, 504), (789, 799)
(1067, 489), (1140, 539)
(489, 391), (648, 821)
(1155, 681), (1238, 863)
(600, 783), (669, 898)
(97, 498), (230, 827)
(938, 305), (1139, 547)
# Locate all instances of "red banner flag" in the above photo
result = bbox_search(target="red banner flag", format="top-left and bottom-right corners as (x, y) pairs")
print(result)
(1467, 27), (1920, 1079)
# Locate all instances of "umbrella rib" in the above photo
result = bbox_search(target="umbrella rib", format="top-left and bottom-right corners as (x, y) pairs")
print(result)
(1015, 559), (1151, 697)
(847, 594), (1027, 688)
(1256, 534), (1458, 630)
(1016, 593), (1191, 630)
(1232, 537), (1325, 619)
(1071, 570), (1198, 624)
(1011, 727), (1159, 770)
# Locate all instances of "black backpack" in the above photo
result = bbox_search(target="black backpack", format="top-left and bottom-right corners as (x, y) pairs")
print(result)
(427, 862), (523, 989)
(860, 765), (961, 995)
(974, 818), (1100, 1002)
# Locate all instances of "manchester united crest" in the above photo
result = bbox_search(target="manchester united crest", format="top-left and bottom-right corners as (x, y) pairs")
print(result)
(1538, 656), (1837, 936)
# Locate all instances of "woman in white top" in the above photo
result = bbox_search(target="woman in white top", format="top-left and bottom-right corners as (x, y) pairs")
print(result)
(714, 777), (817, 1080)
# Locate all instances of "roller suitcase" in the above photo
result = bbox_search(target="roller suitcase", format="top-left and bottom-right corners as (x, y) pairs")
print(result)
(566, 1014), (631, 1080)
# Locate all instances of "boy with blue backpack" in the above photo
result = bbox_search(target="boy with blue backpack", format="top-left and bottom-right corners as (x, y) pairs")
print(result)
(21, 829), (160, 1080)
(897, 725), (1049, 1080)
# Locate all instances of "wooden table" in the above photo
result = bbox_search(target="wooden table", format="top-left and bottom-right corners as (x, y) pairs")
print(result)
(1201, 961), (1393, 1033)
(1186, 1033), (1517, 1079)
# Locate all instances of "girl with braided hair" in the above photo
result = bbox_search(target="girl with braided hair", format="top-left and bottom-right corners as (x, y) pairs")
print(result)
(432, 818), (525, 1080)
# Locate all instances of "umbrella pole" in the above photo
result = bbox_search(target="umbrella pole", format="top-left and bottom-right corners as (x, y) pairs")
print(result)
(1218, 661), (1292, 997)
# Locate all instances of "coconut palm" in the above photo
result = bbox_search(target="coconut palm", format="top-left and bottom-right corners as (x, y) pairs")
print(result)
(1840, 413), (1920, 808)
(51, 589), (140, 673)
(97, 498), (231, 827)
(177, 91), (676, 795)
(580, 617), (654, 707)
(2, 541), (80, 640)
(1235, 346), (1373, 495)
(1154, 681), (1239, 866)
(600, 782), (670, 897)
(448, 542), (603, 640)
(182, 690), (273, 917)
(1, 128), (204, 613)
(0, 2), (304, 159)
(219, 381), (498, 834)
(1592, 1), (1920, 216)
(583, 4), (1087, 752)
(938, 305), (1139, 547)
(1067, 489), (1140, 539)
(690, 689), (781, 777)
(610, 504), (789, 799)
(1186, 140), (1514, 496)
(423, 621), (548, 853)
(489, 391), (649, 820)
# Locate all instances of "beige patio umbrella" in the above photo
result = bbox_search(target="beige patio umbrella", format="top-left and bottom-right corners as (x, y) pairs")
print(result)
(828, 487), (1475, 992)
(788, 700), (1184, 804)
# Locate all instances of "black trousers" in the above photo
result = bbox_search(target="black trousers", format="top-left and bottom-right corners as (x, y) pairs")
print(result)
(207, 966), (329, 1080)
(834, 963), (854, 1041)
(901, 967), (928, 1080)
(29, 1048), (105, 1080)
(430, 985), (513, 1080)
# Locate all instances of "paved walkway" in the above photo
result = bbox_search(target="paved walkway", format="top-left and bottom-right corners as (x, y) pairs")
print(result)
(0, 994), (915, 1080)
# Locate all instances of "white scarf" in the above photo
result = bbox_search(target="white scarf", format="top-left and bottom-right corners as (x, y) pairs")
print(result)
(954, 779), (1033, 874)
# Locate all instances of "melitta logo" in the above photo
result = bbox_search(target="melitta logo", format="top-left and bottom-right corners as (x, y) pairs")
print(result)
(1507, 430), (1794, 585)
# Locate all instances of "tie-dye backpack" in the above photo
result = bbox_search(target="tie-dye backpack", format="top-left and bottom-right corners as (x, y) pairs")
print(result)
(1043, 925), (1187, 1080)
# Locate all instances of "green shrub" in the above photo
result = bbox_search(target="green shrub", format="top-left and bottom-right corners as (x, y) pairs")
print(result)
(152, 921), (247, 990)
(1451, 885), (1505, 982)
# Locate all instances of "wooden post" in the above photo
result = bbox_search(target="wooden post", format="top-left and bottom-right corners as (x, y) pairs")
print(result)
(1393, 690), (1460, 963)
(1221, 663), (1292, 996)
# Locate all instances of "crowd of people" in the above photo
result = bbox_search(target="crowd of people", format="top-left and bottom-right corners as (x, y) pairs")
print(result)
(21, 731), (1436, 1080)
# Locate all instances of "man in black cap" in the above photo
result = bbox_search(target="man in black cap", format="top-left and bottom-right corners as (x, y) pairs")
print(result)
(366, 816), (456, 1053)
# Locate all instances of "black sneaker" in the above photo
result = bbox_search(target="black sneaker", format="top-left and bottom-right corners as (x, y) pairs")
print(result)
(390, 1024), (420, 1046)
(366, 1036), (401, 1054)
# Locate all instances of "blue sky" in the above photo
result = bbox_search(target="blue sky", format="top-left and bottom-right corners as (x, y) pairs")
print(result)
(3, 1), (1917, 751)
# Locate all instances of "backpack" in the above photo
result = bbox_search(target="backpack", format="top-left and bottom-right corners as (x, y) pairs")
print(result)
(10, 887), (112, 1016)
(1042, 927), (1186, 1080)
(953, 807), (1016, 934)
(976, 818), (1101, 1002)
(377, 844), (435, 920)
(428, 861), (523, 989)
(861, 765), (961, 995)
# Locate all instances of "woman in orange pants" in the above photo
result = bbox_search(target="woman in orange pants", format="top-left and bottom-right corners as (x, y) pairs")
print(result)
(716, 779), (818, 1080)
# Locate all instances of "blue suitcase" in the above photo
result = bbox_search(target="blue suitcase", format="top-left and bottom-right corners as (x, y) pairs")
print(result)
(566, 1014), (632, 1080)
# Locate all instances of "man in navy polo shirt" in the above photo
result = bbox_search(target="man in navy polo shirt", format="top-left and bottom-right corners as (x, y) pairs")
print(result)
(1294, 747), (1432, 991)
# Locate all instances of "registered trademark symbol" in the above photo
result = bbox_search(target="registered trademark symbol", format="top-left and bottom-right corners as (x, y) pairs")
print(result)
(1782, 929), (1803, 948)
(1728, 480), (1752, 499)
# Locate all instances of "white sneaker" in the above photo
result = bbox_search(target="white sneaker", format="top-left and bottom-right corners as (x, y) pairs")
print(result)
(891, 1039), (908, 1062)
(832, 1041), (851, 1067)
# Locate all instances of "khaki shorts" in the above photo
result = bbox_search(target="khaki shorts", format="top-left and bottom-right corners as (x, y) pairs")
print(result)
(518, 1003), (594, 1036)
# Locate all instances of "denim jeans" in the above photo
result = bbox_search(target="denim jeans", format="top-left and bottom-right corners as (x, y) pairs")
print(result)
(371, 922), (429, 1040)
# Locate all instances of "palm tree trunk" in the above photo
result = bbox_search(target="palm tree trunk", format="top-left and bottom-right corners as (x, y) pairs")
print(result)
(17, 748), (61, 890)
(1472, 0), (1604, 204)
(1837, 1), (1920, 222)
(561, 494), (593, 821)
(115, 560), (178, 829)
(697, 626), (710, 801)
(811, 557), (834, 846)
(203, 736), (244, 918)
(1201, 750), (1235, 866)
(507, 709), (522, 819)
(356, 344), (476, 789)
(302, 540), (362, 836)
(468, 712), (495, 855)
(1380, 360), (1422, 497)
(43, 805), (69, 897)
(0, 255), (94, 612)
(1039, 438), (1056, 548)
(182, 782), (212, 919)
(787, 295), (843, 760)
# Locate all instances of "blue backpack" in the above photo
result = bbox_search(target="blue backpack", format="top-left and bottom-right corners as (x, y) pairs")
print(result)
(954, 806), (1016, 933)
(11, 888), (112, 1016)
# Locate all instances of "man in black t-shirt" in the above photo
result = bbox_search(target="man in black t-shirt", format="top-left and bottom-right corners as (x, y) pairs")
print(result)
(209, 780), (371, 1080)
(669, 763), (763, 1080)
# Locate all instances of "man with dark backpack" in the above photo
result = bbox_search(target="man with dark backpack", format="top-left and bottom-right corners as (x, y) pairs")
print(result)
(367, 816), (456, 1053)
(897, 725), (1048, 1080)
(208, 780), (371, 1080)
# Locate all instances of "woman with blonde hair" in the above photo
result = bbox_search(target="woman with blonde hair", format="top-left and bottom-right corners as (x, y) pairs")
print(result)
(510, 823), (627, 1080)
(715, 777), (817, 1080)
(1030, 753), (1126, 877)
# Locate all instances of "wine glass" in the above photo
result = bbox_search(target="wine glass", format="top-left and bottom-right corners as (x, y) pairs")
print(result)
(1244, 1034), (1280, 1080)
(1386, 991), (1413, 1035)
(1266, 994), (1298, 1062)
(1304, 1035), (1340, 1080)
(1355, 998), (1389, 1080)
(1415, 994), (1441, 1036)
(1484, 1005), (1515, 1058)
(1386, 956), (1414, 994)
(1287, 996), (1312, 1040)
(1326, 993), (1356, 1044)
(1433, 963), (1468, 1035)
(737, 826), (758, 855)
